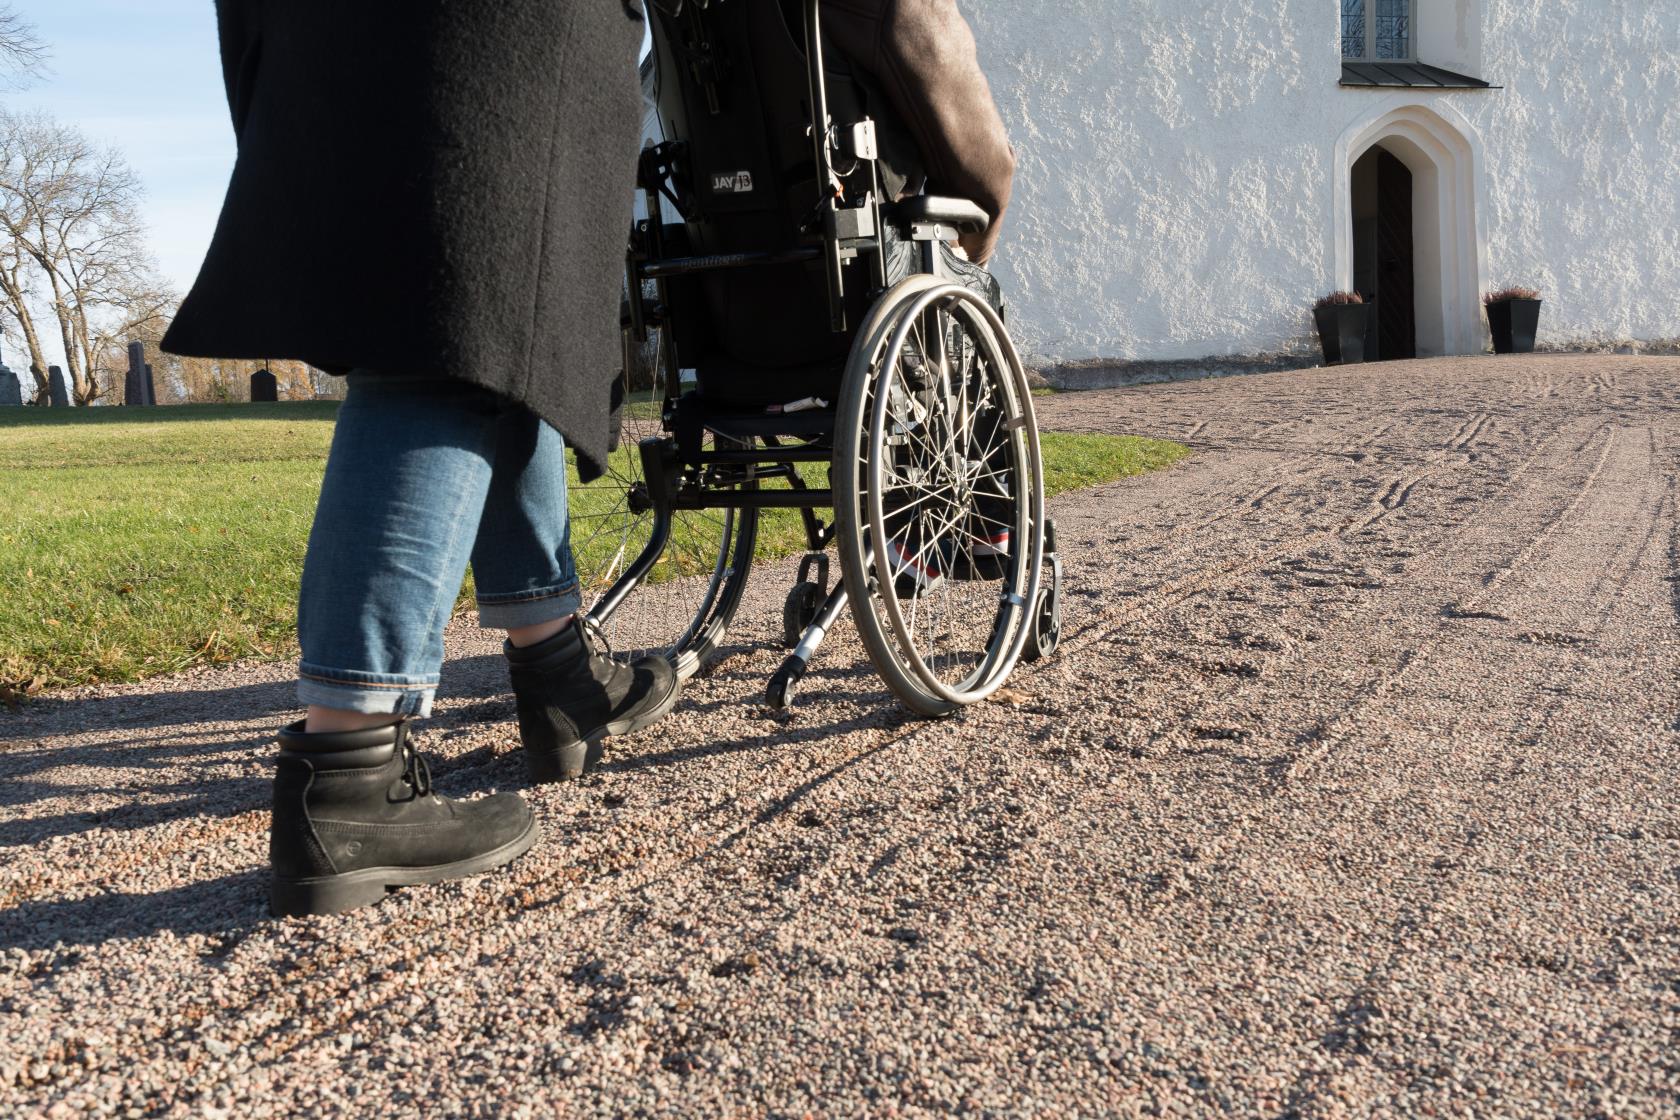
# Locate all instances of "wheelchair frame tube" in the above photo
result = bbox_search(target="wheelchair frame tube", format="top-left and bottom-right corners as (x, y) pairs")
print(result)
(671, 488), (833, 511)
(804, 0), (848, 333)
(641, 247), (823, 279)
(586, 501), (671, 628)
(700, 446), (829, 465)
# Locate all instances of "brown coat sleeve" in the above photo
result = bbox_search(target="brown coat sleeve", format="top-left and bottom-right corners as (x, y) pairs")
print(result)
(823, 0), (1015, 264)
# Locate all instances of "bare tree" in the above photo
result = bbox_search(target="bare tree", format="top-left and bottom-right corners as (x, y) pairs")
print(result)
(0, 111), (172, 404)
(0, 204), (55, 400)
(74, 265), (174, 402)
(146, 353), (336, 404)
(158, 352), (246, 403)
(0, 3), (46, 89)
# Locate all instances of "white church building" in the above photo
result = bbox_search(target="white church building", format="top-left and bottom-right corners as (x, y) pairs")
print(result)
(963, 0), (1679, 374)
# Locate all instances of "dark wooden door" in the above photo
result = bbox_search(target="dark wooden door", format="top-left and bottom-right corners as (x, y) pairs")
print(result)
(1372, 150), (1416, 360)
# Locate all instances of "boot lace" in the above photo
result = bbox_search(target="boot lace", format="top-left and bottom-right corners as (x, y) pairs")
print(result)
(580, 614), (618, 662)
(397, 728), (434, 798)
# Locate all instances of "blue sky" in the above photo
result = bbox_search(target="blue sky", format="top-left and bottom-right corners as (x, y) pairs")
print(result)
(7, 0), (233, 297)
(5, 3), (653, 313)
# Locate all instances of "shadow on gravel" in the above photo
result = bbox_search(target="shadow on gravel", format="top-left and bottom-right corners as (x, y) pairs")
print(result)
(0, 868), (269, 951)
(0, 727), (273, 846)
(622, 705), (903, 777)
(4, 677), (297, 736)
(0, 785), (265, 849)
(2, 654), (515, 741)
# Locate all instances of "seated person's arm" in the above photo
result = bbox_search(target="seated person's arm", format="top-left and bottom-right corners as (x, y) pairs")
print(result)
(825, 0), (1016, 265)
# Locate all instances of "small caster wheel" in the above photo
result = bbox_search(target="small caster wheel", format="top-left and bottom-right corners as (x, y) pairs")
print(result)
(782, 582), (824, 648)
(766, 659), (807, 709)
(1022, 553), (1063, 662)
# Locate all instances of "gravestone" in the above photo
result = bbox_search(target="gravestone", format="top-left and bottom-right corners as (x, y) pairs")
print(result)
(48, 365), (69, 408)
(125, 341), (148, 406)
(0, 336), (15, 406)
(144, 363), (156, 406)
(250, 368), (278, 402)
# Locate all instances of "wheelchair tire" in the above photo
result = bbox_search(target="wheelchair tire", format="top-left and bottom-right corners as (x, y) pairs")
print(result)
(575, 328), (757, 679)
(833, 277), (1047, 717)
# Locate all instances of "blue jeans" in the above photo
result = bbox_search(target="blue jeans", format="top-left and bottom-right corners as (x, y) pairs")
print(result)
(296, 374), (581, 717)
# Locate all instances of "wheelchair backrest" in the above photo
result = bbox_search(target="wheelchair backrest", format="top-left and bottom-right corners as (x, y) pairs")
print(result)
(645, 0), (873, 242)
(643, 0), (895, 396)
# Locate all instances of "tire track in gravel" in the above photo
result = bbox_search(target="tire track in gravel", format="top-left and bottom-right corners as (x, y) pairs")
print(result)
(1057, 410), (1582, 662)
(1050, 410), (1395, 559)
(863, 405), (1597, 961)
(1449, 424), (1619, 618)
(1277, 421), (1623, 788)
(1442, 410), (1485, 450)
(1040, 411), (1636, 932)
(7, 355), (1680, 1118)
(1101, 423), (1639, 949)
(90, 681), (949, 1072)
(1272, 427), (1674, 1116)
(1503, 462), (1670, 748)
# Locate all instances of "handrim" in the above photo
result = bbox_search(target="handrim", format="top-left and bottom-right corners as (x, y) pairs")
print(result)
(834, 278), (1046, 714)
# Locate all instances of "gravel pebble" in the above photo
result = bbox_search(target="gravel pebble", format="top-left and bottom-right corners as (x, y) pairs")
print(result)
(3, 354), (1679, 1116)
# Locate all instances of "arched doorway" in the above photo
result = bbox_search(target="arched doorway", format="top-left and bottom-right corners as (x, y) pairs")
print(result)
(1352, 146), (1416, 361)
(1333, 102), (1488, 357)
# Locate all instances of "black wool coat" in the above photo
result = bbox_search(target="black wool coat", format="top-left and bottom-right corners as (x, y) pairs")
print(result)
(163, 0), (646, 475)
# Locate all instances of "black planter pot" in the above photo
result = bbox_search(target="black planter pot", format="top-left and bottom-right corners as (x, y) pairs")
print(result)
(1487, 298), (1542, 354)
(1314, 303), (1370, 365)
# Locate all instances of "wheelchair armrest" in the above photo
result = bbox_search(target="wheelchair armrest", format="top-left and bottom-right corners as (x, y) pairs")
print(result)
(895, 195), (991, 234)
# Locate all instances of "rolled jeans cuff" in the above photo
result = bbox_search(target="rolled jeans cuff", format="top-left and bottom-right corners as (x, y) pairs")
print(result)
(297, 662), (438, 719)
(475, 581), (583, 630)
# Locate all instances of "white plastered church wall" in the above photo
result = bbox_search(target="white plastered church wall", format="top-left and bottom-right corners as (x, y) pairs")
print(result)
(1458, 1), (1680, 347)
(965, 0), (1680, 365)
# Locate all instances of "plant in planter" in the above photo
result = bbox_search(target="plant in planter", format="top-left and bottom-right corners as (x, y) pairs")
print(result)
(1313, 291), (1370, 366)
(1485, 286), (1543, 354)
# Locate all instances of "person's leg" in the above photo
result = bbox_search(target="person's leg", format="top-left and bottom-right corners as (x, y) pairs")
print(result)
(469, 412), (583, 646)
(468, 407), (680, 782)
(296, 374), (500, 723)
(273, 374), (536, 917)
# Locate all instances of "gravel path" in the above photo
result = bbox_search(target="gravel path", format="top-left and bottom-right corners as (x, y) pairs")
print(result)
(4, 353), (1678, 1118)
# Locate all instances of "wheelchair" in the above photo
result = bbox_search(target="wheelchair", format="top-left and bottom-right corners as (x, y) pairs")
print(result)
(574, 0), (1063, 717)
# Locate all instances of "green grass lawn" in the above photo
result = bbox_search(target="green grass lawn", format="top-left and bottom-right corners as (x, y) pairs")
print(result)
(1, 402), (1186, 691)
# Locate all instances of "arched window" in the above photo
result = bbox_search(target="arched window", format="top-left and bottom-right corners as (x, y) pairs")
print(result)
(1342, 0), (1415, 61)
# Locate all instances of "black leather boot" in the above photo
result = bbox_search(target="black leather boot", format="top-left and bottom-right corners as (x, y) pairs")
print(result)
(269, 720), (537, 917)
(505, 616), (681, 783)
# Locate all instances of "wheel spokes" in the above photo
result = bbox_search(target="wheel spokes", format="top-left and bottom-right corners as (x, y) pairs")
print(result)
(857, 289), (1039, 701)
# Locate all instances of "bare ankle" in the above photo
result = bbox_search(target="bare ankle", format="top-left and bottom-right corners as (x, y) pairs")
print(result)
(506, 614), (575, 650)
(304, 706), (404, 735)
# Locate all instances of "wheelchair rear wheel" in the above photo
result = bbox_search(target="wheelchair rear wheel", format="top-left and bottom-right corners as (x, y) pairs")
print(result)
(573, 328), (758, 678)
(834, 278), (1046, 717)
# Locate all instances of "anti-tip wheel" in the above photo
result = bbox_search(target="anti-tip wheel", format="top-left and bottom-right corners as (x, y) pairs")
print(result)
(1022, 552), (1063, 662)
(765, 658), (807, 709)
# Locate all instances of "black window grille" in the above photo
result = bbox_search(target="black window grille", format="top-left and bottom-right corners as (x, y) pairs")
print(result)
(1343, 0), (1413, 61)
